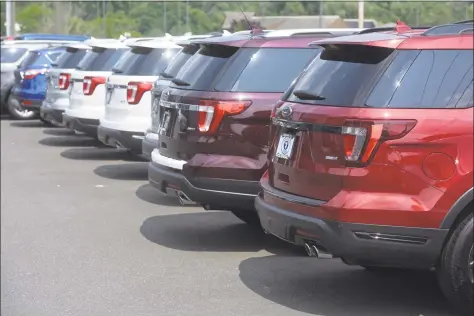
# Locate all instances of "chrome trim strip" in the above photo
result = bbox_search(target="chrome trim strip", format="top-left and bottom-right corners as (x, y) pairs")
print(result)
(151, 149), (186, 170)
(353, 232), (428, 245)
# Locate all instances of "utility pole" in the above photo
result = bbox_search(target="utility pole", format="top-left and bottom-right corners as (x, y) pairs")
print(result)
(177, 1), (181, 35)
(6, 0), (15, 36)
(358, 1), (365, 29)
(103, 1), (107, 38)
(319, 1), (324, 28)
(163, 1), (167, 34)
(186, 0), (189, 33)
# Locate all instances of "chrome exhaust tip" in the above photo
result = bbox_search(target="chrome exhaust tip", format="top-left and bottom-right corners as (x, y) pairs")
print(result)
(304, 243), (333, 259)
(176, 191), (196, 205)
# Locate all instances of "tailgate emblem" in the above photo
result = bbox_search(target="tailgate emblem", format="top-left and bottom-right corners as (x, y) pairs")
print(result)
(279, 104), (293, 119)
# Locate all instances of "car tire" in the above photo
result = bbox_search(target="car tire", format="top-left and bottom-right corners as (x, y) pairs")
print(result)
(6, 94), (37, 120)
(437, 213), (473, 316)
(230, 209), (262, 228)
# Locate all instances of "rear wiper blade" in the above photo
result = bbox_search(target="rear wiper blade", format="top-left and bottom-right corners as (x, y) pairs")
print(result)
(112, 68), (123, 73)
(159, 71), (174, 79)
(171, 78), (190, 86)
(293, 89), (326, 101)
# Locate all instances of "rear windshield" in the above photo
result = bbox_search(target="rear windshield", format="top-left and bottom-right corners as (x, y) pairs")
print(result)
(1, 47), (27, 63)
(173, 44), (239, 90)
(54, 47), (88, 69)
(287, 45), (474, 109)
(160, 45), (199, 78)
(19, 50), (61, 68)
(112, 46), (180, 76)
(76, 47), (128, 71)
(173, 45), (319, 93)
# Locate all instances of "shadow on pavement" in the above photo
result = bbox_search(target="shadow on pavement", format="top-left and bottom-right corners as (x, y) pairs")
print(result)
(39, 136), (102, 147)
(43, 128), (76, 136)
(61, 147), (131, 161)
(135, 183), (186, 207)
(140, 212), (304, 255)
(10, 121), (44, 128)
(238, 255), (454, 316)
(94, 162), (148, 181)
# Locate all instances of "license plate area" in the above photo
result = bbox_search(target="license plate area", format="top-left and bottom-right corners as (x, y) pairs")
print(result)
(159, 110), (172, 135)
(275, 133), (296, 160)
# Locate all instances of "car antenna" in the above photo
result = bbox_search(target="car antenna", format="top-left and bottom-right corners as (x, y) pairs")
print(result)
(237, 5), (264, 38)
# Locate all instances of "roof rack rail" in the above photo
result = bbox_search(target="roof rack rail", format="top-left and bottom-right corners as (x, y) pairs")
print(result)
(358, 26), (429, 34)
(422, 21), (474, 36)
(453, 19), (474, 24)
(459, 28), (474, 34)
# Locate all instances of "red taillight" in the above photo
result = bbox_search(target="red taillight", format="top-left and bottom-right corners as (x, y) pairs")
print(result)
(23, 69), (46, 80)
(342, 120), (417, 166)
(83, 76), (106, 95)
(58, 73), (71, 90)
(197, 100), (251, 134)
(270, 100), (285, 119)
(127, 81), (153, 105)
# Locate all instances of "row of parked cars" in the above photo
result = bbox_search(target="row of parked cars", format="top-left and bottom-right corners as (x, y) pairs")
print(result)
(4, 21), (474, 315)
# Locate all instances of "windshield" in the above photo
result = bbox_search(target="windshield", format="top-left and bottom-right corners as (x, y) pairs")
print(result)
(161, 45), (199, 78)
(1, 47), (28, 63)
(76, 47), (128, 71)
(55, 47), (88, 69)
(112, 46), (180, 76)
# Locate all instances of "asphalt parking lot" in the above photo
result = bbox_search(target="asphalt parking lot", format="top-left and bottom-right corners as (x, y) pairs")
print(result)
(1, 118), (456, 316)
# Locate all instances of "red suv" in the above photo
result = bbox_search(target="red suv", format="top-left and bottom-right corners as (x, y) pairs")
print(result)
(148, 30), (359, 225)
(256, 22), (473, 315)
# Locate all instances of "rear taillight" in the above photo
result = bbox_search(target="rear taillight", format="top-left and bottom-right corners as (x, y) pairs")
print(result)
(342, 120), (417, 166)
(83, 76), (106, 95)
(23, 69), (46, 80)
(58, 73), (71, 90)
(198, 100), (252, 134)
(127, 81), (153, 105)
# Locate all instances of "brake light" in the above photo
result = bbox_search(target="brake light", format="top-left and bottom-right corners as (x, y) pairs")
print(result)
(83, 76), (106, 95)
(198, 100), (251, 134)
(23, 69), (46, 80)
(58, 73), (71, 90)
(127, 81), (153, 105)
(342, 120), (417, 166)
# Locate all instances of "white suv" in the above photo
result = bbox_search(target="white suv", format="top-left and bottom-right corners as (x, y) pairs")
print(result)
(97, 39), (181, 155)
(40, 42), (90, 126)
(62, 40), (130, 136)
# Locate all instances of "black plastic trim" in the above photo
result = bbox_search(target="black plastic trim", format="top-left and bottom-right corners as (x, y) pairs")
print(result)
(439, 187), (473, 229)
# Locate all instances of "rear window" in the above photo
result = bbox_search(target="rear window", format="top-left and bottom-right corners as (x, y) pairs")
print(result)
(76, 47), (128, 71)
(173, 44), (239, 90)
(366, 49), (473, 109)
(19, 50), (63, 68)
(287, 45), (474, 109)
(112, 47), (180, 76)
(1, 47), (27, 63)
(160, 45), (199, 78)
(54, 47), (88, 69)
(226, 48), (319, 93)
(286, 44), (394, 106)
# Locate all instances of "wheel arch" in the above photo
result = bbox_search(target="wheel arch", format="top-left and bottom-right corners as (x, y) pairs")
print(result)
(440, 187), (473, 230)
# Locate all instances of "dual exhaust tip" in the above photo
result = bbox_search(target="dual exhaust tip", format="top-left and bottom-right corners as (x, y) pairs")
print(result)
(304, 243), (333, 259)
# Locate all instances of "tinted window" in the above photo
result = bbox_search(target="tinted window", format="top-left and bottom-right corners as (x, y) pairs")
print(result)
(366, 50), (474, 109)
(229, 48), (319, 93)
(55, 47), (88, 69)
(77, 47), (128, 71)
(173, 44), (239, 90)
(1, 47), (27, 63)
(286, 44), (394, 106)
(161, 45), (199, 78)
(19, 51), (40, 68)
(113, 47), (180, 76)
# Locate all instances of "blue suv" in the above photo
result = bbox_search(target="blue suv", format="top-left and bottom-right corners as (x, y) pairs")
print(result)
(10, 46), (65, 119)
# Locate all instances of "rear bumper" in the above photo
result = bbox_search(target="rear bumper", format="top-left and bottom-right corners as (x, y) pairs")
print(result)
(148, 161), (259, 210)
(255, 193), (448, 269)
(16, 97), (42, 109)
(97, 126), (144, 153)
(40, 107), (64, 126)
(62, 113), (100, 137)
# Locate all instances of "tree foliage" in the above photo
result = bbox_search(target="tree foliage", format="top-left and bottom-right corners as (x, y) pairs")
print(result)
(1, 1), (473, 37)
